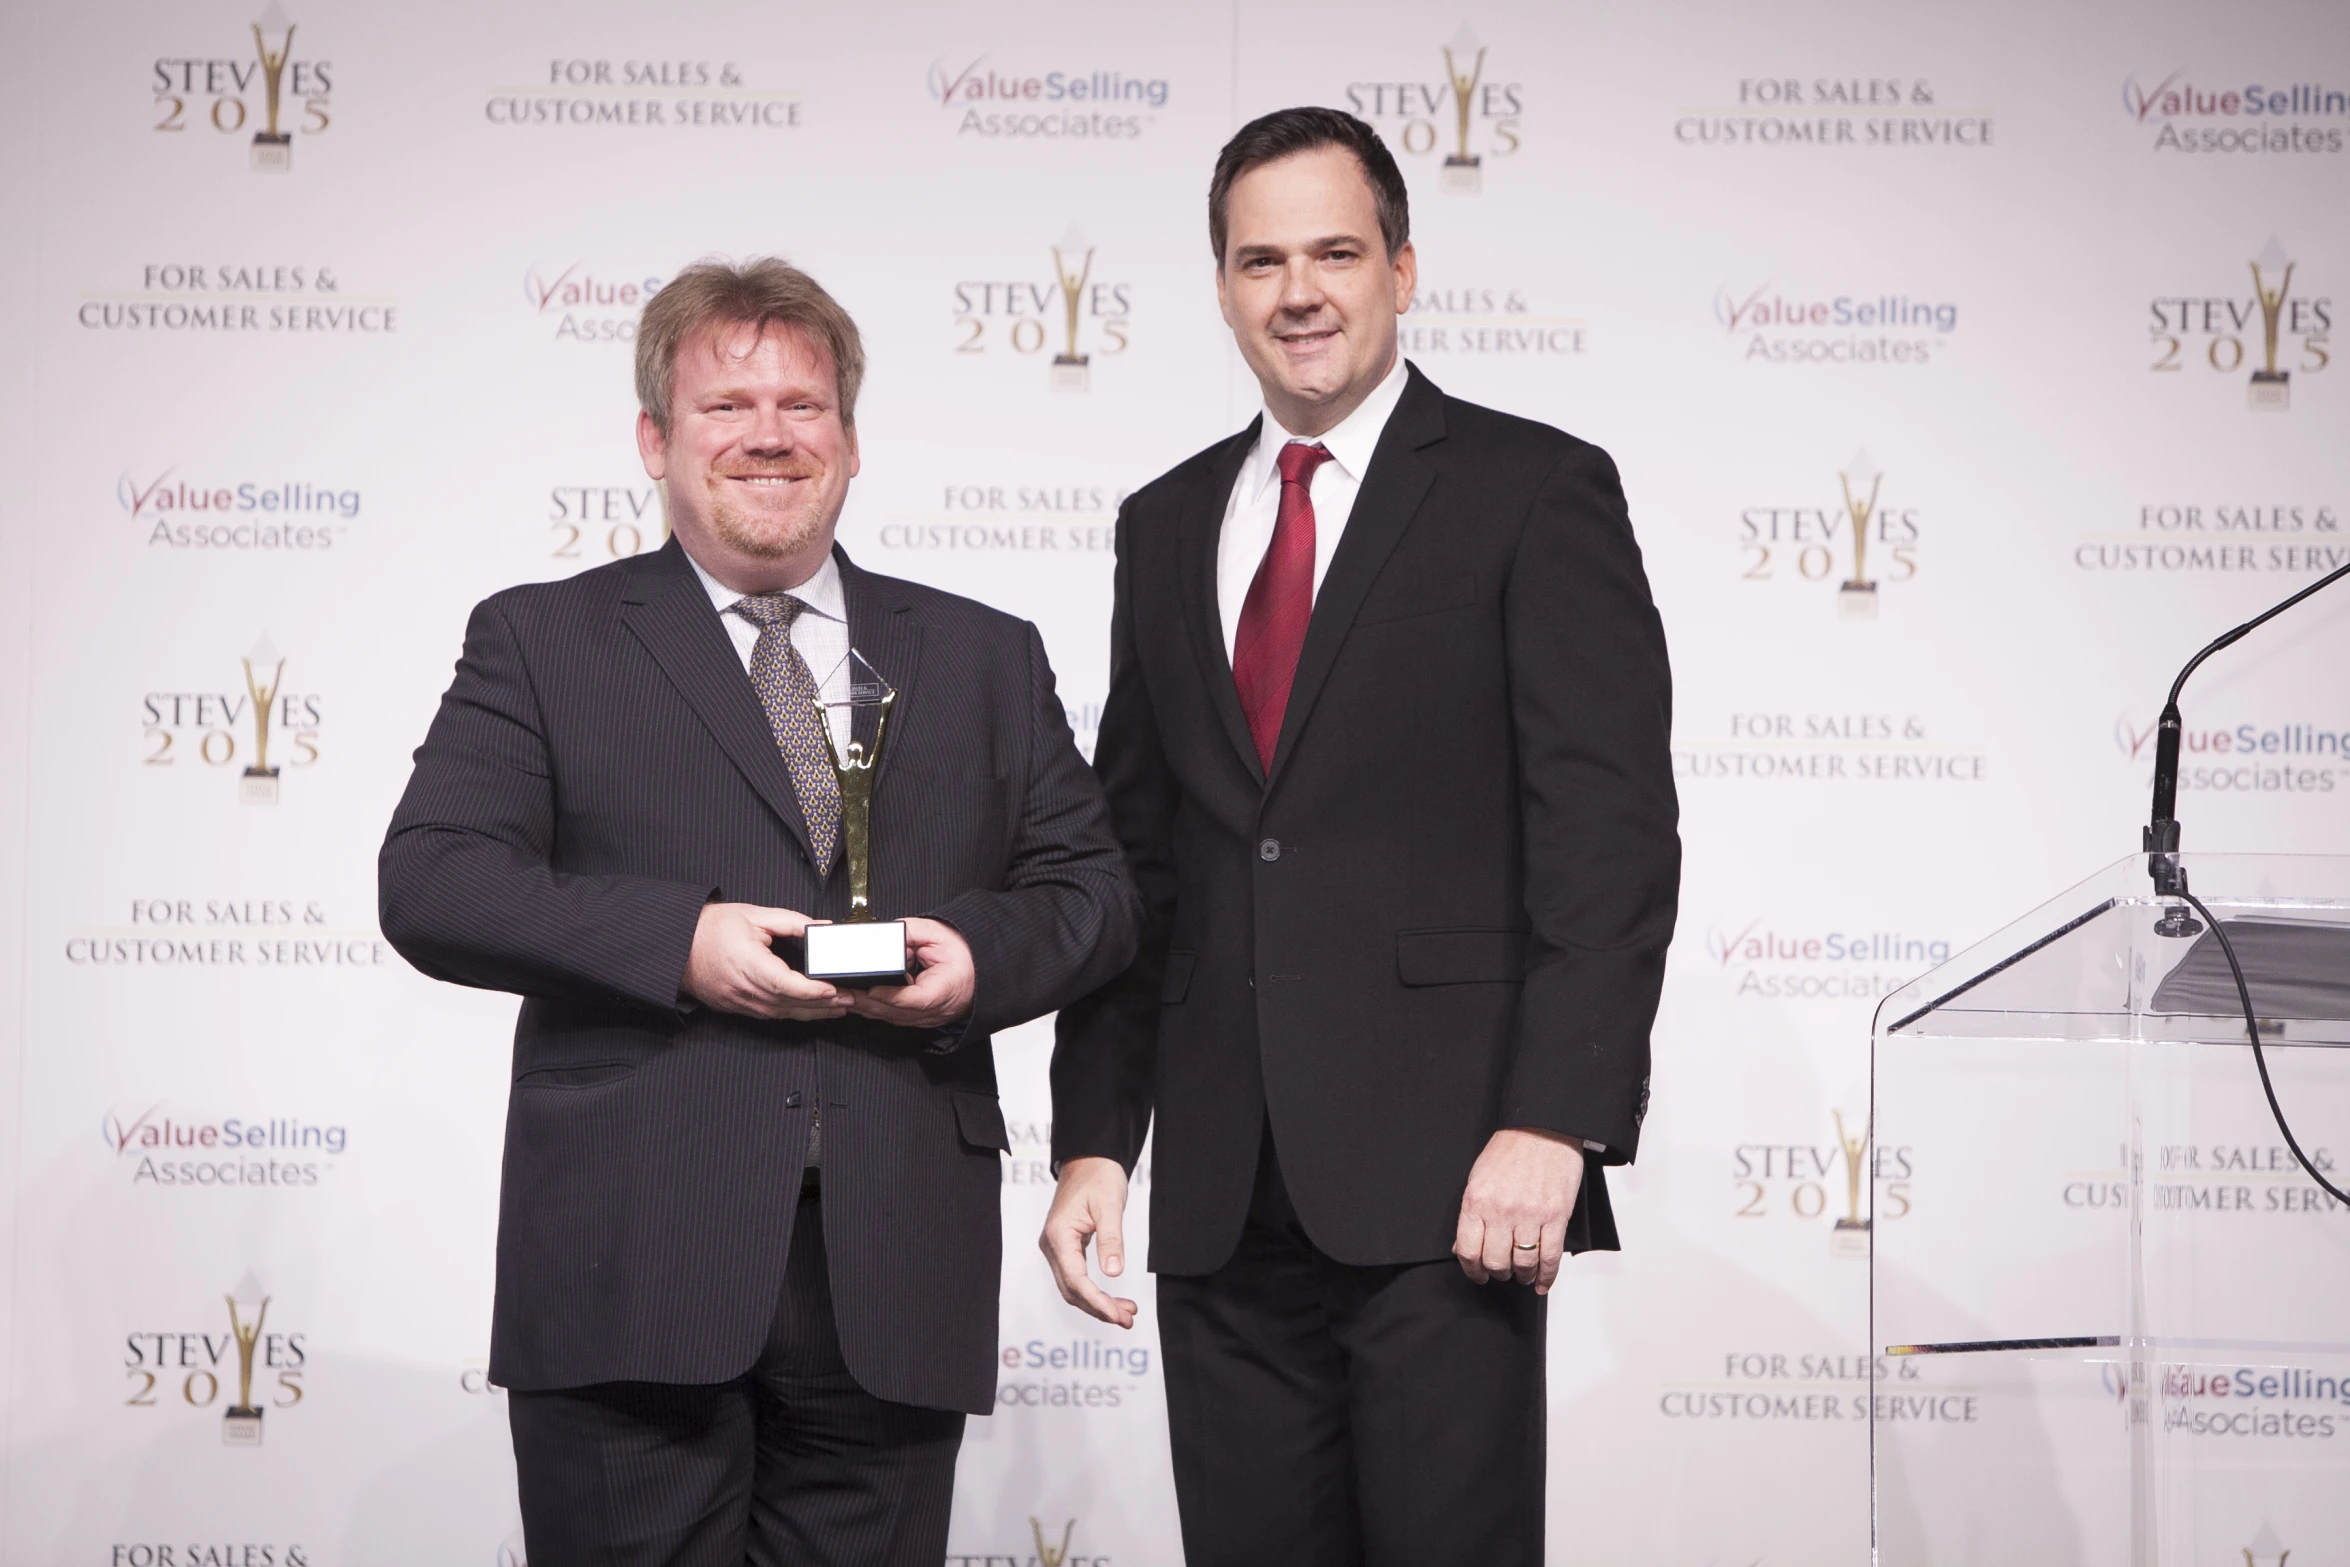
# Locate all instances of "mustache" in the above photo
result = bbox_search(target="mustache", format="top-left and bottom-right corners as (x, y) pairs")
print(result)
(711, 457), (824, 480)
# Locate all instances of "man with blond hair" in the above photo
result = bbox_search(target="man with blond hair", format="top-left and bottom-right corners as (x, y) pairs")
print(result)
(382, 258), (1137, 1565)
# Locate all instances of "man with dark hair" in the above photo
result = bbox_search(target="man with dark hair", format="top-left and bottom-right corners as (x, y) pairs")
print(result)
(1043, 109), (1679, 1563)
(382, 257), (1139, 1566)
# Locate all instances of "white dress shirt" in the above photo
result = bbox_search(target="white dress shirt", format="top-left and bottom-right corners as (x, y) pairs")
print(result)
(687, 548), (853, 754)
(1216, 355), (1411, 658)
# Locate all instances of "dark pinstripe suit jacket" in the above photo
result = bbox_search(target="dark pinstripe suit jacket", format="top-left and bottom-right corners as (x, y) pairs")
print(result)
(379, 538), (1139, 1415)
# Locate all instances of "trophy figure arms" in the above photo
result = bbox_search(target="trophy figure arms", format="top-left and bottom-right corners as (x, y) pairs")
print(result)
(1032, 1518), (1076, 1567)
(243, 656), (285, 773)
(2251, 258), (2294, 377)
(251, 23), (295, 138)
(1444, 45), (1486, 160)
(1051, 245), (1094, 362)
(1839, 470), (1881, 590)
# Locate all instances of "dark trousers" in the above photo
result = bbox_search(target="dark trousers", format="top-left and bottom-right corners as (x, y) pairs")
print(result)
(508, 1191), (965, 1567)
(1157, 1131), (1547, 1567)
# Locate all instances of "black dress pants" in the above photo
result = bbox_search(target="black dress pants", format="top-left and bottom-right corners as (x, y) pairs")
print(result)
(1157, 1130), (1547, 1567)
(508, 1190), (966, 1567)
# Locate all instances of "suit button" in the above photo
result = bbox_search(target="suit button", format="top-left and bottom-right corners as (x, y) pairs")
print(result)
(786, 1092), (804, 1109)
(1258, 838), (1281, 862)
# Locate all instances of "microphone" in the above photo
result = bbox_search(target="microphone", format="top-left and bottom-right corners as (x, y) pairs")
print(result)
(2144, 558), (2350, 912)
(2136, 558), (2350, 1211)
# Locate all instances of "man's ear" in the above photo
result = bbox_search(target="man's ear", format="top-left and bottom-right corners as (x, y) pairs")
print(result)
(1391, 241), (1418, 317)
(845, 422), (860, 481)
(636, 408), (668, 481)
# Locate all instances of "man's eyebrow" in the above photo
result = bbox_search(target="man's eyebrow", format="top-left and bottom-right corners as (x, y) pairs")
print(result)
(1231, 233), (1370, 260)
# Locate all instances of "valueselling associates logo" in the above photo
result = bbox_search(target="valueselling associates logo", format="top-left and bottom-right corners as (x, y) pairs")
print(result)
(997, 1334), (1151, 1410)
(103, 1104), (347, 1188)
(1737, 451), (1920, 618)
(2149, 237), (2330, 410)
(2113, 712), (2348, 796)
(151, 3), (330, 171)
(124, 1272), (306, 1446)
(120, 465), (357, 553)
(1732, 1110), (1912, 1256)
(928, 55), (1168, 139)
(523, 262), (667, 344)
(2124, 70), (2348, 154)
(487, 57), (799, 129)
(1346, 25), (1522, 193)
(952, 228), (1130, 391)
(142, 637), (321, 806)
(1706, 917), (1950, 1002)
(1714, 283), (1958, 365)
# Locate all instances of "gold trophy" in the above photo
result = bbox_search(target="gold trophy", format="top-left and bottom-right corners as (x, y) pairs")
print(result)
(1031, 1519), (1077, 1567)
(223, 1273), (269, 1445)
(1050, 226), (1094, 392)
(1832, 1110), (1872, 1257)
(240, 636), (285, 805)
(800, 651), (910, 986)
(250, 4), (295, 171)
(2249, 237), (2294, 412)
(1442, 25), (1486, 191)
(1837, 452), (1882, 621)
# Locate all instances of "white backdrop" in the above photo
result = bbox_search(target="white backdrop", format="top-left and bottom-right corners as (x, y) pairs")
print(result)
(4, 0), (2349, 1562)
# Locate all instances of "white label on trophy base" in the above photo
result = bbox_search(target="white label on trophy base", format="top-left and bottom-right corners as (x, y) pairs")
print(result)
(251, 139), (291, 172)
(1831, 1221), (1871, 1259)
(804, 920), (909, 986)
(222, 1410), (264, 1446)
(240, 773), (281, 806)
(1838, 583), (1880, 620)
(1051, 359), (1089, 393)
(2249, 376), (2290, 411)
(1442, 159), (1482, 193)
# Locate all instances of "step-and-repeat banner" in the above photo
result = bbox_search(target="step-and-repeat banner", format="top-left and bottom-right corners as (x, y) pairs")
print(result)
(4, 0), (2349, 1562)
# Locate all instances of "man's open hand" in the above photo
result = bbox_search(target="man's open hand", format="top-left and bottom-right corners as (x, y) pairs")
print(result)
(1041, 1156), (1138, 1328)
(845, 917), (975, 1029)
(1453, 1127), (1586, 1293)
(680, 903), (849, 1021)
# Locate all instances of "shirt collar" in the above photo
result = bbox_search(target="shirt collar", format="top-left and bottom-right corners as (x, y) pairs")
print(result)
(1248, 354), (1412, 498)
(686, 545), (847, 622)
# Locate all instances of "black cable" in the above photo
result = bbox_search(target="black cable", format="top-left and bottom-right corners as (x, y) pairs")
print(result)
(2178, 887), (2350, 1209)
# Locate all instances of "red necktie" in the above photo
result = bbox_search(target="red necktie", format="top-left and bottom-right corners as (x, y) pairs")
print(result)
(1232, 441), (1333, 768)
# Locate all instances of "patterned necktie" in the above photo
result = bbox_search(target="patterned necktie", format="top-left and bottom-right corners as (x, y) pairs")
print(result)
(729, 594), (842, 869)
(1231, 441), (1334, 769)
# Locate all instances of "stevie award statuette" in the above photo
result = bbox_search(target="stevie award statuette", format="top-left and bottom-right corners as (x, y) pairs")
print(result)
(1837, 451), (1882, 621)
(1831, 1111), (1872, 1258)
(1050, 226), (1094, 392)
(801, 650), (911, 987)
(2249, 237), (2294, 412)
(1442, 26), (1486, 192)
(250, 4), (295, 171)
(240, 635), (285, 805)
(222, 1273), (269, 1445)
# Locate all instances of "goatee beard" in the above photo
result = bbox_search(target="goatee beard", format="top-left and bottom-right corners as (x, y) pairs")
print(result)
(705, 466), (826, 559)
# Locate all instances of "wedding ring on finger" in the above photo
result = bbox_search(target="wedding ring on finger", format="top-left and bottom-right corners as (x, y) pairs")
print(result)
(1513, 1239), (1539, 1251)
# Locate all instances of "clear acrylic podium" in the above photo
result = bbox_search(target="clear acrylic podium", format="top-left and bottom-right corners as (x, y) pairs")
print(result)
(1871, 854), (2350, 1566)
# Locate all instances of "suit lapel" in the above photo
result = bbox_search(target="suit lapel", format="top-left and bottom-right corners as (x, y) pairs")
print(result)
(1177, 419), (1267, 784)
(1265, 366), (1447, 788)
(836, 549), (923, 797)
(620, 538), (819, 866)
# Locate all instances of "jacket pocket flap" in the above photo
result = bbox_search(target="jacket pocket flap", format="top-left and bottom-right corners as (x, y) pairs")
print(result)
(1160, 950), (1198, 1005)
(1396, 928), (1529, 986)
(953, 1090), (1011, 1152)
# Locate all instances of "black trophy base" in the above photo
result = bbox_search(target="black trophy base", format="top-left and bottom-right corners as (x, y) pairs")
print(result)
(803, 920), (910, 988)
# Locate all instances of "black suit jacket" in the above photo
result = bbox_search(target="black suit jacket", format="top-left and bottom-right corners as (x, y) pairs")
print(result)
(1052, 366), (1678, 1275)
(380, 539), (1139, 1414)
